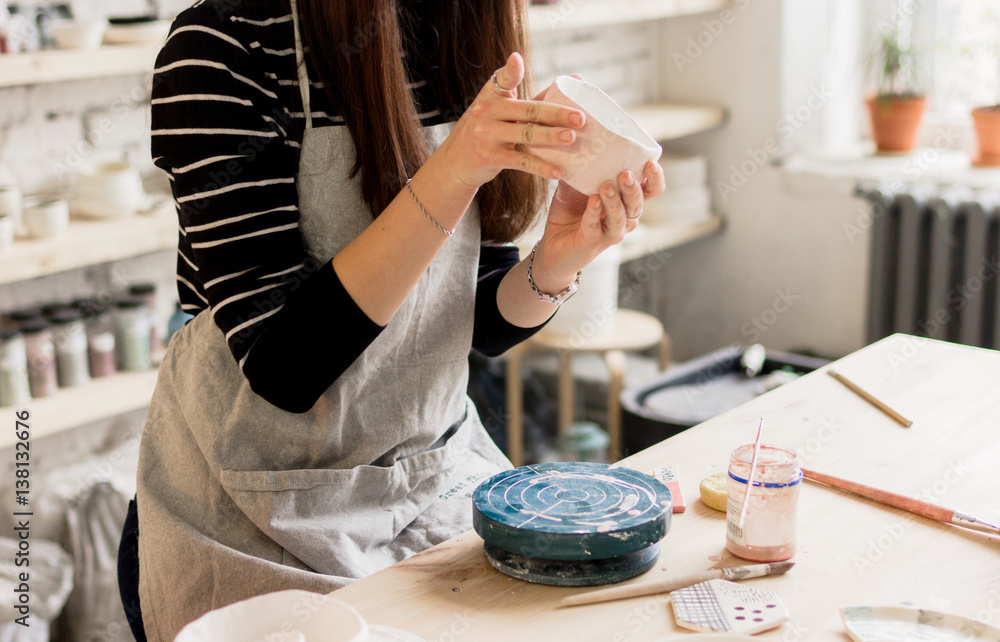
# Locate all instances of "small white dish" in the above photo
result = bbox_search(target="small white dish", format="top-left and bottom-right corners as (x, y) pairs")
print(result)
(528, 75), (662, 196)
(50, 19), (107, 50)
(841, 606), (1000, 641)
(23, 199), (70, 238)
(175, 590), (368, 642)
(103, 19), (171, 44)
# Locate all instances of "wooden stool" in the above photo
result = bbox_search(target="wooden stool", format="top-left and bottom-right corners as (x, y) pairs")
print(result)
(505, 309), (670, 466)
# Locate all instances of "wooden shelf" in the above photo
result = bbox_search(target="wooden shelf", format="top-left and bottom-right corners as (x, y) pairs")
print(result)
(632, 102), (727, 142)
(6, 368), (158, 449)
(0, 203), (176, 284)
(529, 0), (729, 33)
(0, 43), (160, 88)
(620, 214), (723, 262)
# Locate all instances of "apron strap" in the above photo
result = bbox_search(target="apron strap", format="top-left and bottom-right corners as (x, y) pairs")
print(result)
(289, 0), (312, 131)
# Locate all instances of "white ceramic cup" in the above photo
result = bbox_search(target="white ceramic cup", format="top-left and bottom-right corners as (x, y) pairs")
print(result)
(23, 199), (70, 238)
(0, 185), (24, 237)
(50, 19), (108, 50)
(528, 76), (662, 196)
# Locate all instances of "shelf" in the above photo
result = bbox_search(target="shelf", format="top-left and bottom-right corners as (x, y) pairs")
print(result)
(528, 0), (730, 33)
(5, 368), (158, 449)
(0, 202), (176, 284)
(632, 103), (727, 142)
(619, 214), (723, 262)
(0, 44), (160, 88)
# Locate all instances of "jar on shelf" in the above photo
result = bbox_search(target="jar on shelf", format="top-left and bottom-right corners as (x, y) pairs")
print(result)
(725, 443), (801, 562)
(50, 308), (90, 388)
(0, 328), (31, 407)
(8, 307), (43, 326)
(128, 283), (161, 352)
(114, 298), (151, 372)
(21, 318), (57, 398)
(76, 298), (115, 378)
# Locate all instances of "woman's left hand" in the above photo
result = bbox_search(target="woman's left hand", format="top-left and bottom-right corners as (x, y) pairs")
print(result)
(527, 161), (666, 294)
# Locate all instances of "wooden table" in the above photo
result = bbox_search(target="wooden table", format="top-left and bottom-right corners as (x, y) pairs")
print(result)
(331, 335), (1000, 640)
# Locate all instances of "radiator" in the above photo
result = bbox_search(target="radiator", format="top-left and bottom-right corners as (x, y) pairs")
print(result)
(862, 186), (1000, 349)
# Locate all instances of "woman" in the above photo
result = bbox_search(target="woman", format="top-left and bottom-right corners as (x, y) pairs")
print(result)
(119, 0), (664, 639)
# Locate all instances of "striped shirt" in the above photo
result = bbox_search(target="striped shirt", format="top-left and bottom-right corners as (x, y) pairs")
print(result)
(151, 0), (541, 412)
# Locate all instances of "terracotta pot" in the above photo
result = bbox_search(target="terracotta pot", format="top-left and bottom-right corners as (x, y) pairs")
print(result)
(865, 95), (927, 153)
(971, 106), (1000, 167)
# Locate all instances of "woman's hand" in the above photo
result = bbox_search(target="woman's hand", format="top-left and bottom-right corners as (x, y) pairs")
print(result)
(433, 52), (586, 189)
(528, 161), (667, 295)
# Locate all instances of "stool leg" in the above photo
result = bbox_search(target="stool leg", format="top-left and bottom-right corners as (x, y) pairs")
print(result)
(505, 343), (526, 467)
(658, 331), (672, 372)
(605, 349), (626, 462)
(557, 348), (574, 436)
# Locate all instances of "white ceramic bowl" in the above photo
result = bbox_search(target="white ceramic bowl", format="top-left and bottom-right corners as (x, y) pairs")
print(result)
(51, 20), (108, 50)
(103, 19), (171, 45)
(23, 199), (70, 238)
(175, 590), (367, 642)
(528, 76), (662, 196)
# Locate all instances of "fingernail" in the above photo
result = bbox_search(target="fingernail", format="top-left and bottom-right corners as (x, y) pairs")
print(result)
(559, 130), (574, 142)
(571, 113), (584, 127)
(623, 172), (635, 187)
(604, 184), (615, 198)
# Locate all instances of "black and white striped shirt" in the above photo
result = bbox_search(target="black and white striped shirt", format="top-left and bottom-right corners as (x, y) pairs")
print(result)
(152, 0), (540, 412)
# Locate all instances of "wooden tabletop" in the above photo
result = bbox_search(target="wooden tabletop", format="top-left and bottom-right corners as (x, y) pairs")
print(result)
(331, 334), (1000, 640)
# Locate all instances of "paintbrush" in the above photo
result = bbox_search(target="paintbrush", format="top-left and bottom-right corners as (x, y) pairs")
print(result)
(827, 370), (913, 427)
(802, 468), (1000, 537)
(738, 417), (765, 530)
(559, 562), (795, 607)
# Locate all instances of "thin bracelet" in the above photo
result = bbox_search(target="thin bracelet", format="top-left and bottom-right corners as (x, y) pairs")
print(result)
(406, 178), (456, 237)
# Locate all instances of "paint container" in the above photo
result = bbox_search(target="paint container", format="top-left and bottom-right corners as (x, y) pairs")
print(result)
(76, 298), (116, 378)
(50, 308), (90, 387)
(128, 282), (161, 352)
(21, 318), (58, 398)
(0, 328), (32, 407)
(114, 298), (151, 371)
(725, 444), (800, 562)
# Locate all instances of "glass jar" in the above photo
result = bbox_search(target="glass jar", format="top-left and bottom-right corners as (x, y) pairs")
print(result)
(114, 298), (151, 372)
(0, 328), (31, 407)
(21, 318), (57, 398)
(50, 308), (90, 387)
(128, 283), (161, 352)
(725, 444), (801, 562)
(76, 298), (116, 378)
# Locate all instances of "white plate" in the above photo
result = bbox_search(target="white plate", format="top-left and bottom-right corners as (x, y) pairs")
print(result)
(842, 606), (1000, 641)
(103, 20), (171, 44)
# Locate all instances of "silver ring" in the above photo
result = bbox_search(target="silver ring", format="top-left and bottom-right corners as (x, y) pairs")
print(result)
(490, 70), (516, 95)
(626, 209), (642, 220)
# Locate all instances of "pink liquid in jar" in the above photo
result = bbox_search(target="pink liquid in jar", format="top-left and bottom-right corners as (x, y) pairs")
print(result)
(725, 443), (801, 562)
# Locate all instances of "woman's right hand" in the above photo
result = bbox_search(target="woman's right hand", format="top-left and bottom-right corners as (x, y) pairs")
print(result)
(433, 52), (586, 189)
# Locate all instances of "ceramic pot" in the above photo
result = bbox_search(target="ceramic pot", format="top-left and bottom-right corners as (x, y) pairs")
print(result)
(529, 76), (662, 195)
(865, 95), (927, 153)
(23, 199), (70, 238)
(971, 106), (1000, 167)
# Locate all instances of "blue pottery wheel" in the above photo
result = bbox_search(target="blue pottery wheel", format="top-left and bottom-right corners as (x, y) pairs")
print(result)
(472, 462), (672, 586)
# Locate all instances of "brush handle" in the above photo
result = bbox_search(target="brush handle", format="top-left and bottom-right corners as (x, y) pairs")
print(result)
(827, 370), (913, 427)
(801, 468), (953, 522)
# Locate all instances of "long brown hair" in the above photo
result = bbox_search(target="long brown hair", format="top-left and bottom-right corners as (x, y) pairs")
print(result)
(297, 0), (544, 244)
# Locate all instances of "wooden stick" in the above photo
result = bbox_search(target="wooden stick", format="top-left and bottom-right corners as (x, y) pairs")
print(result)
(802, 468), (1000, 536)
(827, 370), (913, 427)
(559, 562), (794, 607)
(737, 417), (765, 530)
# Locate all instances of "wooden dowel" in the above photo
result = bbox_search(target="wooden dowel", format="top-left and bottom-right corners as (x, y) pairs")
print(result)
(827, 370), (913, 427)
(801, 468), (953, 522)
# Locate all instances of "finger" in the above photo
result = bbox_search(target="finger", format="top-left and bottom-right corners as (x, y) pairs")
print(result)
(618, 170), (644, 221)
(641, 160), (665, 198)
(599, 182), (627, 241)
(494, 52), (525, 96)
(579, 195), (605, 243)
(495, 99), (585, 129)
(497, 121), (576, 146)
(501, 149), (565, 181)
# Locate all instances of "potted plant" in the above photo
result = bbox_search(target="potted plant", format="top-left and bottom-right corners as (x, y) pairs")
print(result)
(866, 30), (927, 154)
(969, 15), (1000, 166)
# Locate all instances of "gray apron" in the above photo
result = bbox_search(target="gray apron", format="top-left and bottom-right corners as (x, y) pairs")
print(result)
(136, 3), (510, 637)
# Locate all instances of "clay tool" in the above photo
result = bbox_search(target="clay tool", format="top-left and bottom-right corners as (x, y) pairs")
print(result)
(472, 462), (673, 586)
(827, 370), (913, 427)
(653, 465), (687, 513)
(737, 417), (765, 530)
(672, 579), (789, 634)
(802, 468), (1000, 537)
(560, 561), (794, 607)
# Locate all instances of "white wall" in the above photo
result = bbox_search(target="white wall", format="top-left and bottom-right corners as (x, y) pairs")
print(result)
(650, 0), (871, 361)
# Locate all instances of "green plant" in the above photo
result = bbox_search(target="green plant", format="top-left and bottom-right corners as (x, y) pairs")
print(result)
(871, 30), (924, 99)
